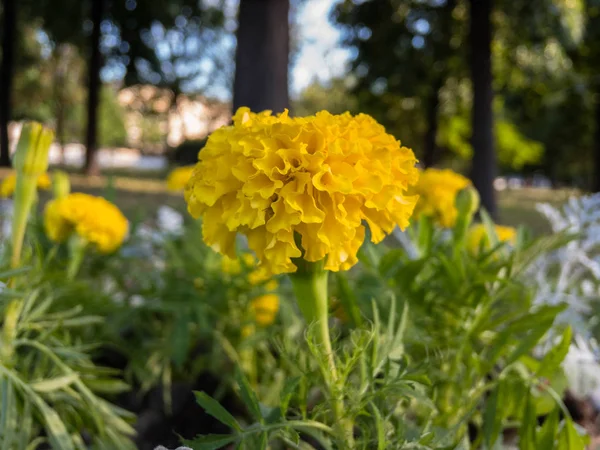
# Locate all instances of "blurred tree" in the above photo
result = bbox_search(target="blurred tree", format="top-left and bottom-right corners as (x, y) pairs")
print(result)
(24, 0), (231, 170)
(0, 0), (17, 166)
(98, 86), (128, 148)
(293, 77), (358, 115)
(577, 0), (600, 191)
(233, 0), (290, 113)
(334, 0), (464, 167)
(51, 44), (86, 156)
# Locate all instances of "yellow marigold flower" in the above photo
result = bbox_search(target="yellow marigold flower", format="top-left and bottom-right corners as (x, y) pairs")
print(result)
(166, 166), (195, 192)
(185, 108), (419, 275)
(0, 172), (51, 198)
(411, 168), (471, 228)
(44, 193), (128, 253)
(467, 224), (517, 254)
(250, 294), (279, 326)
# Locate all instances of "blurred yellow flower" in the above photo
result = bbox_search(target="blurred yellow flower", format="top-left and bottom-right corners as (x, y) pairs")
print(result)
(264, 279), (278, 291)
(241, 324), (255, 339)
(166, 166), (195, 192)
(185, 107), (419, 275)
(467, 224), (516, 254)
(241, 253), (256, 267)
(411, 168), (471, 228)
(0, 172), (51, 198)
(250, 294), (279, 326)
(44, 193), (128, 253)
(221, 256), (242, 275)
(248, 268), (270, 285)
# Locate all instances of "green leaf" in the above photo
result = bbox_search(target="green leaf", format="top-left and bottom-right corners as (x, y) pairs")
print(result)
(31, 374), (79, 393)
(257, 431), (268, 450)
(170, 314), (191, 368)
(234, 367), (263, 423)
(482, 383), (504, 448)
(557, 418), (587, 450)
(537, 407), (559, 449)
(184, 434), (238, 450)
(537, 326), (572, 379)
(518, 393), (537, 450)
(505, 319), (555, 367)
(334, 272), (364, 327)
(370, 403), (386, 450)
(84, 378), (130, 394)
(37, 401), (75, 450)
(194, 392), (241, 432)
(280, 376), (301, 416)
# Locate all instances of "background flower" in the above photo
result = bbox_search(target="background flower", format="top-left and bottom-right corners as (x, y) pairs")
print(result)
(467, 223), (516, 254)
(166, 166), (195, 192)
(44, 192), (129, 253)
(0, 172), (51, 198)
(411, 168), (471, 228)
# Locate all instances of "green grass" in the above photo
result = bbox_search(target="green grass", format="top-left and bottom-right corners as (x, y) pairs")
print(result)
(498, 188), (577, 234)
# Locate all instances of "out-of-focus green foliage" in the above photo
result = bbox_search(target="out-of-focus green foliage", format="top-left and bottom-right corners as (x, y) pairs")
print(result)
(332, 0), (597, 184)
(438, 113), (544, 169)
(294, 78), (358, 116)
(98, 86), (128, 148)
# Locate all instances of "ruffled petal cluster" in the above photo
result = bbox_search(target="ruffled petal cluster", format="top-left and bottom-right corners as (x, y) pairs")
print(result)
(467, 224), (516, 254)
(166, 166), (195, 192)
(185, 108), (419, 275)
(411, 168), (471, 228)
(0, 172), (51, 198)
(44, 193), (128, 253)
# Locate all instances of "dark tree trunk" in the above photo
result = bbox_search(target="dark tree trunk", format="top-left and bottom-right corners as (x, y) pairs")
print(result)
(0, 0), (16, 167)
(233, 0), (290, 113)
(544, 146), (558, 188)
(84, 0), (104, 175)
(593, 90), (600, 192)
(468, 0), (497, 217)
(422, 79), (443, 168)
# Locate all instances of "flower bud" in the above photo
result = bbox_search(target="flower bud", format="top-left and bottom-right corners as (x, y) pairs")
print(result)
(12, 122), (54, 176)
(52, 170), (70, 199)
(455, 186), (480, 221)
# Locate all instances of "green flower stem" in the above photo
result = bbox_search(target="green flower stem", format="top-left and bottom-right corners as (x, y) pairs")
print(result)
(3, 173), (40, 363)
(67, 235), (88, 280)
(289, 264), (354, 447)
(10, 174), (38, 271)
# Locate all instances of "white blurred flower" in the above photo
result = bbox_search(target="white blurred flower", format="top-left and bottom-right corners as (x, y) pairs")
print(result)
(534, 193), (600, 397)
(533, 193), (600, 335)
(157, 205), (183, 236)
(130, 294), (146, 308)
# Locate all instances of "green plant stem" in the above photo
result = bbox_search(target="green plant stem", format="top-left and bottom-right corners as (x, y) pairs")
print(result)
(3, 174), (39, 365)
(289, 268), (354, 448)
(67, 236), (87, 280)
(10, 174), (38, 271)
